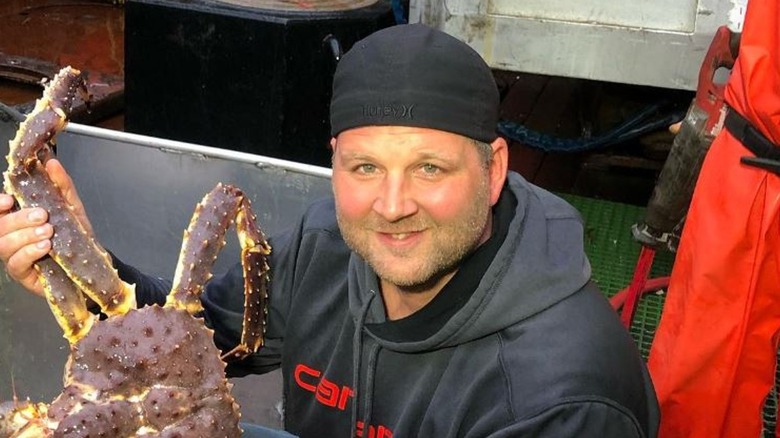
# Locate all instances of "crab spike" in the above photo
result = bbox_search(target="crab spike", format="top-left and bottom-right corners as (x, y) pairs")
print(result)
(36, 258), (95, 344)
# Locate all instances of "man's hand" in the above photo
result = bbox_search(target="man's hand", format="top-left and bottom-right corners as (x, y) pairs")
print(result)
(0, 159), (94, 297)
(0, 194), (50, 297)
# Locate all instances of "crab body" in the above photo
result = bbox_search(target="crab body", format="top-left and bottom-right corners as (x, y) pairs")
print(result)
(1, 67), (270, 437)
(49, 306), (240, 437)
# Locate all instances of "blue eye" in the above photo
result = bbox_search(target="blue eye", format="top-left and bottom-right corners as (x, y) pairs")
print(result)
(357, 164), (377, 174)
(421, 163), (439, 174)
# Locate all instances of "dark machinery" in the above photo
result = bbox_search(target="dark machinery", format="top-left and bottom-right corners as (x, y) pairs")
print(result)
(124, 0), (395, 167)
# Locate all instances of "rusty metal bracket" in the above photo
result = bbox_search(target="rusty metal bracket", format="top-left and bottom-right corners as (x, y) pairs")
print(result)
(0, 52), (60, 85)
(0, 52), (124, 125)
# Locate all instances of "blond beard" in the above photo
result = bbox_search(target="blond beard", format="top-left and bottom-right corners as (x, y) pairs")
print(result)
(337, 179), (491, 291)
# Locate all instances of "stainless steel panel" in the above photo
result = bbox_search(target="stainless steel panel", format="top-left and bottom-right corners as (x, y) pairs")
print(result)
(487, 0), (696, 32)
(411, 0), (732, 90)
(0, 121), (333, 428)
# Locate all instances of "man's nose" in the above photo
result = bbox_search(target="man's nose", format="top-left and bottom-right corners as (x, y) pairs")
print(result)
(372, 175), (417, 222)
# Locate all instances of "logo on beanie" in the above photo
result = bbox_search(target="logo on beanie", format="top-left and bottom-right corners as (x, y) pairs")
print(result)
(362, 103), (415, 120)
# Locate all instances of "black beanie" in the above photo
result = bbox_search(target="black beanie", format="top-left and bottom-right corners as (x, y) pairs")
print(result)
(330, 23), (499, 143)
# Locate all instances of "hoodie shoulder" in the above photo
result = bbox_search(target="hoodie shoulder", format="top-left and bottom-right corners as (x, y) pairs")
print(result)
(299, 197), (341, 236)
(509, 172), (584, 223)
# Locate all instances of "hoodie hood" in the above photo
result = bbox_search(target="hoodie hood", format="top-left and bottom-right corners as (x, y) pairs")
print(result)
(348, 172), (592, 352)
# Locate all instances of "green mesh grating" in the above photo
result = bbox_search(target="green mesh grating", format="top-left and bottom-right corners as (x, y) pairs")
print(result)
(558, 193), (778, 433)
(765, 380), (778, 437)
(559, 193), (674, 358)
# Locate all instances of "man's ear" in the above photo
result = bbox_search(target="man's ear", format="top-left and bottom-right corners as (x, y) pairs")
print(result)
(488, 136), (509, 206)
(329, 137), (338, 167)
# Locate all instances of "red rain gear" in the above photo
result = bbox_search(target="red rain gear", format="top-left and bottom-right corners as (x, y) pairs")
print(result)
(647, 0), (780, 436)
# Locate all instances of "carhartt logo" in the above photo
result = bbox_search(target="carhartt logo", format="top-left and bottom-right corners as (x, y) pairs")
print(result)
(294, 363), (394, 437)
(362, 103), (414, 119)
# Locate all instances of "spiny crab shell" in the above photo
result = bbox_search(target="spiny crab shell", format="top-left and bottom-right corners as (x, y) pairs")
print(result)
(0, 66), (271, 437)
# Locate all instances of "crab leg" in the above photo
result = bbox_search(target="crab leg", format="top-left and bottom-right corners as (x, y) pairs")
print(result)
(227, 189), (272, 359)
(167, 183), (271, 360)
(3, 67), (135, 328)
(37, 257), (95, 344)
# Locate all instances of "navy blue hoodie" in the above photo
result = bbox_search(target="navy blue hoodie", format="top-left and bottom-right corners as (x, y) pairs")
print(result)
(127, 171), (659, 437)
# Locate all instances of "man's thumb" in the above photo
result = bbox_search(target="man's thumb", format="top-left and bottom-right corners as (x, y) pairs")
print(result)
(45, 159), (76, 200)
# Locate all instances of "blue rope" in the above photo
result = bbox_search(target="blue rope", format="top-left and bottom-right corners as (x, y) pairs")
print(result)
(497, 104), (685, 153)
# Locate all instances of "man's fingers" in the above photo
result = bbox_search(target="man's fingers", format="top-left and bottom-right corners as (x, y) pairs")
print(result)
(3, 236), (49, 298)
(0, 206), (51, 298)
(0, 194), (14, 214)
(6, 239), (50, 271)
(0, 208), (48, 250)
(0, 213), (51, 262)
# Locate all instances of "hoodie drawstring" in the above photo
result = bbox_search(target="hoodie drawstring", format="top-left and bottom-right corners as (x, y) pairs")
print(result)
(350, 290), (375, 437)
(360, 344), (381, 434)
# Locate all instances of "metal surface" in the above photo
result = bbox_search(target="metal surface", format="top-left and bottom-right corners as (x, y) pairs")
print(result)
(410, 0), (733, 90)
(0, 121), (332, 427)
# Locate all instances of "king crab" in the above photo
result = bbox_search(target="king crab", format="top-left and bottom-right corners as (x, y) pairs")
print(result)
(0, 66), (271, 437)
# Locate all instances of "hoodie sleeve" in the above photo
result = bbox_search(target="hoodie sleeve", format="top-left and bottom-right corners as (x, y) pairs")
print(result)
(111, 252), (171, 307)
(493, 399), (649, 438)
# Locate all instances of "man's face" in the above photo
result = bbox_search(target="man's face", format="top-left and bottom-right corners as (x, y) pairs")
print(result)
(331, 126), (504, 290)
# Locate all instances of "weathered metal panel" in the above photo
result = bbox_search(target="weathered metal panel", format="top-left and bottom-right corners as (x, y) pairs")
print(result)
(410, 0), (732, 90)
(487, 0), (696, 32)
(0, 122), (332, 427)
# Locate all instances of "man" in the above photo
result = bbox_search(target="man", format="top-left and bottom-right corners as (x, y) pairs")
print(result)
(0, 24), (658, 437)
